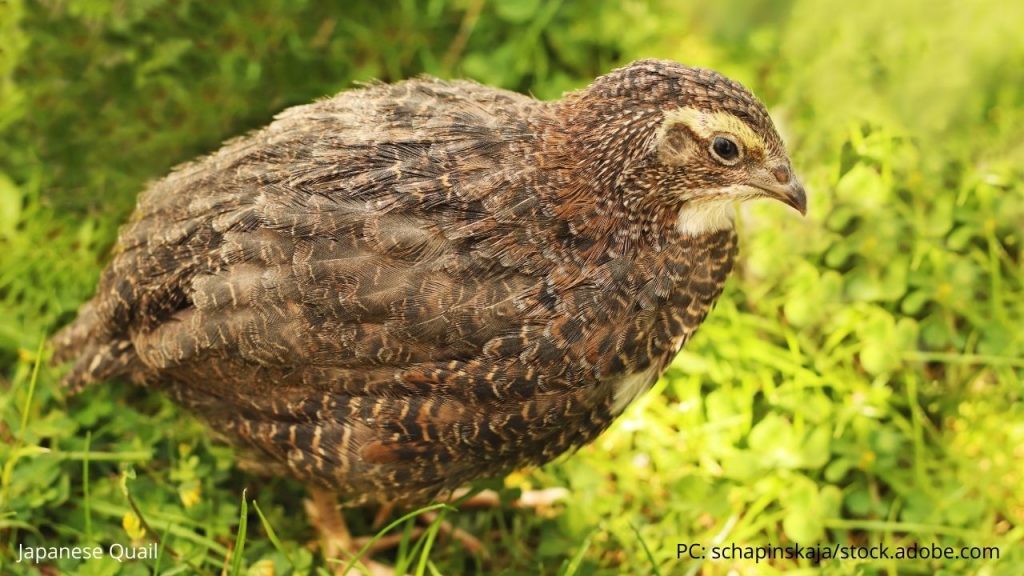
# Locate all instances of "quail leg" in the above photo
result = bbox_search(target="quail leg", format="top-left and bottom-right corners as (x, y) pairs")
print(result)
(371, 502), (396, 530)
(416, 510), (485, 557)
(304, 486), (394, 576)
(426, 486), (569, 556)
(357, 502), (479, 557)
(360, 486), (570, 557)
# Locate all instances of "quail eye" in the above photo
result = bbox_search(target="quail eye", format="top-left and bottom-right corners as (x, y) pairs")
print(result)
(711, 136), (740, 162)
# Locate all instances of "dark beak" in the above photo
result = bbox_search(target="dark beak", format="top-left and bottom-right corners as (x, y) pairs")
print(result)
(768, 181), (807, 216)
(760, 165), (807, 216)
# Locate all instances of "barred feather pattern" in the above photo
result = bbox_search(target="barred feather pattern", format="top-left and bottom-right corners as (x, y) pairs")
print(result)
(48, 59), (782, 505)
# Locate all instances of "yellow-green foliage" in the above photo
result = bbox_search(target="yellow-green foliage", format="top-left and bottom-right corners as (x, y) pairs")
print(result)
(1, 0), (1021, 574)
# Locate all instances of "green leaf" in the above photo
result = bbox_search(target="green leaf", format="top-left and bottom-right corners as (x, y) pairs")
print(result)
(781, 476), (825, 543)
(494, 0), (541, 23)
(0, 173), (21, 238)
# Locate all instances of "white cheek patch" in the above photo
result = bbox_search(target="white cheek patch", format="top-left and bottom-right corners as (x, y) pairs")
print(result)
(674, 183), (766, 236)
(675, 197), (736, 236)
(609, 365), (661, 415)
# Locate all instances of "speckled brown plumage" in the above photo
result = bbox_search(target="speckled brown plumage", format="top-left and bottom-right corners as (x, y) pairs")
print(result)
(52, 59), (805, 506)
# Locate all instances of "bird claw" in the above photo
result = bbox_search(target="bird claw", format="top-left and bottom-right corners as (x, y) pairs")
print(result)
(305, 487), (395, 576)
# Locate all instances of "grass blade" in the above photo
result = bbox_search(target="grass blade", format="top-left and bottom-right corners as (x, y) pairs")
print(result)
(629, 521), (662, 576)
(83, 430), (92, 542)
(253, 499), (294, 568)
(560, 528), (595, 576)
(341, 502), (453, 575)
(415, 508), (446, 576)
(231, 488), (248, 576)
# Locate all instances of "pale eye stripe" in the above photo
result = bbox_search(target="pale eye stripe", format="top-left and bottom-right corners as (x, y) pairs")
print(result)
(661, 107), (765, 155)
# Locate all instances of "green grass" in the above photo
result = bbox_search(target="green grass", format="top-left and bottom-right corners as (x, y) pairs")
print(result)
(1, 0), (1022, 574)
